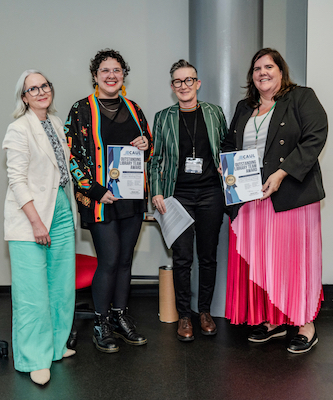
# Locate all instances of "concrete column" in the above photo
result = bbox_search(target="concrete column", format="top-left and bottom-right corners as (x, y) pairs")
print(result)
(189, 0), (263, 124)
(189, 0), (263, 317)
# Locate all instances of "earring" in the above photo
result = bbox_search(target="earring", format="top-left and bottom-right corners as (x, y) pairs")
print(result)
(121, 85), (126, 97)
(95, 84), (99, 97)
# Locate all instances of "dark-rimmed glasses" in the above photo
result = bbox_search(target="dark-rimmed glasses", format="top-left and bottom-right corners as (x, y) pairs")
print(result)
(23, 82), (52, 97)
(172, 77), (198, 88)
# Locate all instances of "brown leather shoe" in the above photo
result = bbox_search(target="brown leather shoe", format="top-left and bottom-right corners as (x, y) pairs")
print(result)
(177, 317), (194, 342)
(200, 312), (217, 335)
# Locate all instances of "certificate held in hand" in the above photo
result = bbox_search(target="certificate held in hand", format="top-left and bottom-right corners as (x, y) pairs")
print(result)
(220, 149), (263, 206)
(107, 145), (144, 199)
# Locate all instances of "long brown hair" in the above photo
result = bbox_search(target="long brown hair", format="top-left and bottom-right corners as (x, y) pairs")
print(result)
(246, 48), (297, 108)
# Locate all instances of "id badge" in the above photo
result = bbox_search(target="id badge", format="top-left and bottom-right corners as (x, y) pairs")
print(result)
(185, 157), (203, 174)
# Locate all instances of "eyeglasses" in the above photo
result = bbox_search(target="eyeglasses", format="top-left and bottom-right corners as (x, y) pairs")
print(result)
(23, 82), (52, 97)
(98, 68), (124, 77)
(172, 77), (198, 88)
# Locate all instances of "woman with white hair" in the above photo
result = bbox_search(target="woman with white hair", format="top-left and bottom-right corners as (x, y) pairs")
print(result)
(3, 70), (77, 385)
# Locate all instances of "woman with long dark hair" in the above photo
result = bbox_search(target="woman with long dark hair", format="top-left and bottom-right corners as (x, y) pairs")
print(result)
(223, 48), (327, 353)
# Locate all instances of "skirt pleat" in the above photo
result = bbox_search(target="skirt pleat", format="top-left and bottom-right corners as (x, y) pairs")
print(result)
(225, 198), (323, 326)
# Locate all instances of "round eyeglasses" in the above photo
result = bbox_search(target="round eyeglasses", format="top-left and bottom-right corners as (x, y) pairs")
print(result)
(23, 82), (52, 97)
(172, 77), (198, 88)
(98, 68), (124, 77)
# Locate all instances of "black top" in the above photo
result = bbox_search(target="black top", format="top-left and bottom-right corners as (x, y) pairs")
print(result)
(175, 106), (220, 190)
(100, 107), (146, 221)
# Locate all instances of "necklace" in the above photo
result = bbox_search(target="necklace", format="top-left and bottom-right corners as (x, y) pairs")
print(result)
(179, 104), (200, 112)
(254, 102), (276, 141)
(97, 98), (119, 113)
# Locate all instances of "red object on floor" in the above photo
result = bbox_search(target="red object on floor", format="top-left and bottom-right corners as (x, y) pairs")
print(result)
(75, 254), (97, 289)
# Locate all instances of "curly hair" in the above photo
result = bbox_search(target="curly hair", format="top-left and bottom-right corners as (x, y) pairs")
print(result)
(246, 48), (297, 108)
(169, 59), (197, 79)
(89, 49), (130, 88)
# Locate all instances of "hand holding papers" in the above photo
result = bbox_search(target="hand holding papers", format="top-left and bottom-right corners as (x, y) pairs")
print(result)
(220, 149), (263, 205)
(107, 145), (144, 199)
(153, 197), (194, 249)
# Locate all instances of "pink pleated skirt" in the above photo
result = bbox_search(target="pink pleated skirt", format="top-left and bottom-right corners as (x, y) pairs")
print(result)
(225, 198), (323, 326)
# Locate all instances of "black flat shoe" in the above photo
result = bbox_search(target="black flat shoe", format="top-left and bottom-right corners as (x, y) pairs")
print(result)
(287, 331), (318, 354)
(248, 324), (287, 343)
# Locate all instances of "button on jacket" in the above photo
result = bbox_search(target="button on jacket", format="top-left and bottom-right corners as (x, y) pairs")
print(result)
(3, 109), (77, 241)
(223, 87), (327, 212)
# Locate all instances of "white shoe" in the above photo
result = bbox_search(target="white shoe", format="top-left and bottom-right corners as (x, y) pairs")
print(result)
(62, 349), (76, 358)
(30, 368), (50, 385)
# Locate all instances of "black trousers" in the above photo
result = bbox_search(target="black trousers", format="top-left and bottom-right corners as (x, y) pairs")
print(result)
(172, 186), (225, 318)
(88, 214), (143, 314)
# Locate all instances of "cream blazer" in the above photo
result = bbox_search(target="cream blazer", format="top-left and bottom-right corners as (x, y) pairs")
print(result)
(3, 109), (77, 241)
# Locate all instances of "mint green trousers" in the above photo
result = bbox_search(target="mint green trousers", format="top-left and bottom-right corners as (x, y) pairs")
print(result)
(9, 187), (75, 372)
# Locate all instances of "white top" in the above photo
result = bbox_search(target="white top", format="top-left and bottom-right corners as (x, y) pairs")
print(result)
(243, 111), (274, 168)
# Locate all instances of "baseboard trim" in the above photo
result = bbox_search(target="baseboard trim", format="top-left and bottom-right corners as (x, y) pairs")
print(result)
(1, 284), (333, 307)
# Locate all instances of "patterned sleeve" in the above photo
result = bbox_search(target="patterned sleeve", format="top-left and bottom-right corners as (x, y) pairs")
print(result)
(64, 103), (107, 201)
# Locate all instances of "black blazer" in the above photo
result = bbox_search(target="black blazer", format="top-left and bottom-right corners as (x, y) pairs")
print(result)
(223, 86), (328, 212)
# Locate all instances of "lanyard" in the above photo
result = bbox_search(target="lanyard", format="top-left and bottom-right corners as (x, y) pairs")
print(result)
(254, 102), (276, 141)
(180, 104), (198, 158)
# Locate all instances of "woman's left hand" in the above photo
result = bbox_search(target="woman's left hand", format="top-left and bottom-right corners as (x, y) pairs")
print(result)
(131, 136), (149, 151)
(261, 169), (288, 200)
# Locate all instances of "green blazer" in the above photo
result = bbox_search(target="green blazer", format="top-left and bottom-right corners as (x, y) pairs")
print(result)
(149, 101), (228, 198)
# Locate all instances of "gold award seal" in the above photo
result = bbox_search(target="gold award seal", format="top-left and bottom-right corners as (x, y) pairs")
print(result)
(225, 174), (236, 186)
(109, 168), (120, 179)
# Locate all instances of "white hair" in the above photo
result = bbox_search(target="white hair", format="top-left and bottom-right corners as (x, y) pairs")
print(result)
(13, 69), (57, 119)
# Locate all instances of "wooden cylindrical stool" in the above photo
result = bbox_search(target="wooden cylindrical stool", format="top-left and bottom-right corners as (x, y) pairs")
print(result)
(159, 266), (178, 323)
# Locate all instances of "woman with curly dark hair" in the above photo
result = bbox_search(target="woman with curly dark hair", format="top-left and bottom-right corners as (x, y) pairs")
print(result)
(65, 49), (153, 353)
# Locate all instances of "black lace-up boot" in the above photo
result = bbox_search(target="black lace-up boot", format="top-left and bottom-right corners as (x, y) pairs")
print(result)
(93, 313), (119, 353)
(112, 308), (147, 346)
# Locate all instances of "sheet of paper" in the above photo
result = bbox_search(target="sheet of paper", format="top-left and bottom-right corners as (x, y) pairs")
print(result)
(107, 145), (144, 199)
(220, 149), (263, 206)
(153, 196), (194, 249)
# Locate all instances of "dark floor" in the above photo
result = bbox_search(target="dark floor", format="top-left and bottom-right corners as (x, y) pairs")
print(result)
(1, 289), (333, 400)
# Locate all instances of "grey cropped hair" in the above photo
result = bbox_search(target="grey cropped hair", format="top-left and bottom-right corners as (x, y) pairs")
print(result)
(169, 59), (197, 79)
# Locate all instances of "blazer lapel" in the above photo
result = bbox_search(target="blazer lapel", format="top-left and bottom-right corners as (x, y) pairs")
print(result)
(235, 108), (252, 150)
(25, 109), (58, 167)
(200, 102), (214, 149)
(167, 104), (179, 156)
(264, 95), (290, 155)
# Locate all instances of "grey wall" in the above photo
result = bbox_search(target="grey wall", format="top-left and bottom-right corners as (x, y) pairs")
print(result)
(307, 0), (333, 284)
(263, 0), (307, 85)
(0, 0), (190, 284)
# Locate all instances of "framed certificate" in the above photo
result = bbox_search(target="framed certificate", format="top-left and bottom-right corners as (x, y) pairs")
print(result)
(220, 149), (263, 205)
(107, 145), (144, 199)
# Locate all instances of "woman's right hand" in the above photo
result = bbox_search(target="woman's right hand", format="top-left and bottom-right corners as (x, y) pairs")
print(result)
(217, 162), (222, 176)
(32, 220), (51, 247)
(21, 201), (51, 246)
(152, 195), (166, 214)
(100, 190), (119, 205)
